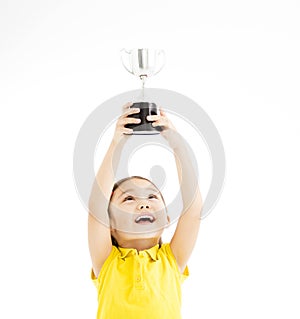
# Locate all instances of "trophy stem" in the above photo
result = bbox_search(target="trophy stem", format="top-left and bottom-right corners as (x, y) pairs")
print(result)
(140, 75), (147, 101)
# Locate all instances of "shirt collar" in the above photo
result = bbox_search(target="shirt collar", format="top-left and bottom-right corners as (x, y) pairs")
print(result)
(118, 244), (159, 261)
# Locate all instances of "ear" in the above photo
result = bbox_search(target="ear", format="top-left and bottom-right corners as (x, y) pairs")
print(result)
(110, 226), (116, 234)
(109, 214), (117, 229)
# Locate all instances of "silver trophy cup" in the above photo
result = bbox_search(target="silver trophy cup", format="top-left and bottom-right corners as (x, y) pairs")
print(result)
(120, 48), (166, 135)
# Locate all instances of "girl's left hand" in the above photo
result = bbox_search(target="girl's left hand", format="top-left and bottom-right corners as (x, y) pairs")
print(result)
(146, 108), (176, 137)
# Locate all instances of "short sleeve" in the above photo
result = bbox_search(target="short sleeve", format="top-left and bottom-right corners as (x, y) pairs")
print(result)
(90, 246), (120, 290)
(160, 243), (189, 283)
(180, 265), (189, 283)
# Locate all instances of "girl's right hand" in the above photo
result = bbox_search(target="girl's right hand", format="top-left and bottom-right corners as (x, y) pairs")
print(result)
(112, 102), (141, 144)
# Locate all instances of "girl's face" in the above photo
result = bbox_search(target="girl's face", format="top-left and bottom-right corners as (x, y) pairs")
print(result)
(109, 178), (170, 241)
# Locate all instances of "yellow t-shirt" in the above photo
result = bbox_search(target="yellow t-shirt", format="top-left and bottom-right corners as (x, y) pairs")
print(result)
(91, 243), (189, 319)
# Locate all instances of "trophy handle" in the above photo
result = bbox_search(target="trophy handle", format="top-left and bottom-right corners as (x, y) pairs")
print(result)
(154, 50), (166, 75)
(120, 48), (134, 75)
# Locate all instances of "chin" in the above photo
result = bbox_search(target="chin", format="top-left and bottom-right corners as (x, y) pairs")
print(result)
(117, 229), (164, 241)
(136, 230), (163, 239)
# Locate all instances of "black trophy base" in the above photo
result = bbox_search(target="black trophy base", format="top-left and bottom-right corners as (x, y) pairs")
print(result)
(125, 102), (162, 135)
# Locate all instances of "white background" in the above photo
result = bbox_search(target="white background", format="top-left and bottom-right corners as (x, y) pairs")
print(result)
(1, 0), (300, 318)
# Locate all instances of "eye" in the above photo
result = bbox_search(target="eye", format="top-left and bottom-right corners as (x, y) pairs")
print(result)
(123, 195), (134, 202)
(148, 194), (158, 199)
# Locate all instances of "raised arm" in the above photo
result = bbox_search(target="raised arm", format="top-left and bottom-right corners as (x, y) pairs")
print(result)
(148, 110), (203, 273)
(88, 103), (140, 277)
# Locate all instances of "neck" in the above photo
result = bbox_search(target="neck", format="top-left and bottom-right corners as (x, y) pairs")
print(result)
(116, 237), (160, 251)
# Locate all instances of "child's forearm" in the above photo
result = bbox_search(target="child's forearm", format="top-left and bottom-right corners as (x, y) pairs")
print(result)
(88, 139), (124, 222)
(167, 131), (202, 218)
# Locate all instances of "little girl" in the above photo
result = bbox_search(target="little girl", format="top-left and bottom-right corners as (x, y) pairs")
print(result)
(88, 102), (202, 319)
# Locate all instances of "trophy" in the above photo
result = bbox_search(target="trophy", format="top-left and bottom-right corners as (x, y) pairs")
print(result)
(120, 48), (166, 134)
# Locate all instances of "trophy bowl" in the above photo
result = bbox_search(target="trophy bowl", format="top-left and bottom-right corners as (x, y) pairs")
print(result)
(120, 48), (165, 79)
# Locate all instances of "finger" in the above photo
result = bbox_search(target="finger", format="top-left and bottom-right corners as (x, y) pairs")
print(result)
(152, 117), (169, 127)
(122, 102), (133, 111)
(146, 115), (160, 121)
(152, 120), (166, 127)
(159, 108), (166, 116)
(122, 107), (140, 118)
(119, 117), (141, 125)
(122, 128), (133, 135)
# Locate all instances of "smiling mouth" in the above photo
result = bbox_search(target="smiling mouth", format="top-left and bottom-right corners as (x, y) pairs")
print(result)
(135, 214), (156, 224)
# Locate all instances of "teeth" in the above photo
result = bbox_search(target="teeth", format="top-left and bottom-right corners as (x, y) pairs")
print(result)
(135, 215), (155, 223)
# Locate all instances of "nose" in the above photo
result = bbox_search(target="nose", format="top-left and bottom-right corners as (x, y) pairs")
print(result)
(137, 201), (150, 210)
